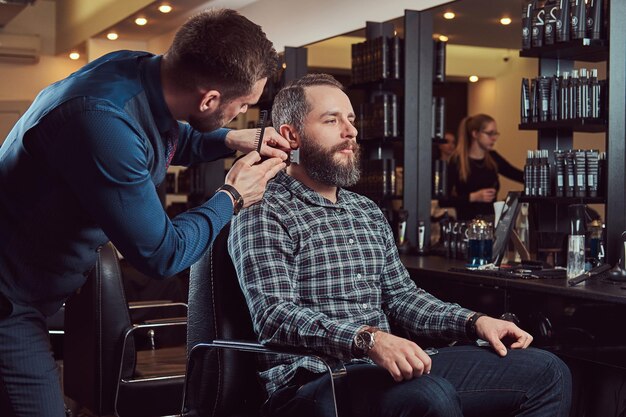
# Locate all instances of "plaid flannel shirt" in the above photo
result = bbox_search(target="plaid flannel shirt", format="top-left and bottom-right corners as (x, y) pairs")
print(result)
(228, 171), (473, 396)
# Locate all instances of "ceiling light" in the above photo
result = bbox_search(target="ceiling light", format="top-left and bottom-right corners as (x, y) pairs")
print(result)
(281, 62), (287, 69)
(438, 35), (449, 42)
(443, 11), (455, 20)
(106, 32), (119, 41)
(500, 17), (512, 25)
(69, 52), (80, 60)
(158, 3), (172, 13)
(135, 17), (148, 26)
(469, 75), (479, 83)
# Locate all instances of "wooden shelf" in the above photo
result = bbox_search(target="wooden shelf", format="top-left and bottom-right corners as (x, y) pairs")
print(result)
(519, 119), (607, 133)
(519, 38), (608, 62)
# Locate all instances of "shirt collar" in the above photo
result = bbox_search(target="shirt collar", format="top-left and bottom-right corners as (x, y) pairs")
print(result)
(141, 54), (177, 134)
(273, 171), (351, 208)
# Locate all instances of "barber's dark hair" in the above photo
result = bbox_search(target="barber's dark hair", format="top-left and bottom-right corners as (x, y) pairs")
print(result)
(271, 73), (344, 133)
(165, 8), (279, 101)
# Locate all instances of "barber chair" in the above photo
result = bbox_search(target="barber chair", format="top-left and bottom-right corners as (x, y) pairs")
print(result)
(182, 223), (345, 417)
(63, 242), (187, 417)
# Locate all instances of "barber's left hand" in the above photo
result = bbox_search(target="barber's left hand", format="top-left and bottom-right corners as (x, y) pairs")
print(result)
(225, 127), (290, 160)
(474, 316), (533, 357)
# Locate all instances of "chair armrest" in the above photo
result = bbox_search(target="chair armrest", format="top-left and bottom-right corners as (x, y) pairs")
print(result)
(128, 301), (188, 310)
(187, 341), (346, 417)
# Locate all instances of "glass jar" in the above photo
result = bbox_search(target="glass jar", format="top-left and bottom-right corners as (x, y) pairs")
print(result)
(466, 219), (494, 267)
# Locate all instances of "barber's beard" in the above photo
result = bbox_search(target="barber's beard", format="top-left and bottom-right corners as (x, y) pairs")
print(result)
(299, 134), (361, 188)
(188, 107), (227, 133)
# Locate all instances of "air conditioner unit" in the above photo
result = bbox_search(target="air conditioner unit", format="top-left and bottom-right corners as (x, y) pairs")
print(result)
(0, 32), (40, 64)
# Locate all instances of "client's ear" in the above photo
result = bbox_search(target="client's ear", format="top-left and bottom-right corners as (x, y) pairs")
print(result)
(279, 125), (300, 150)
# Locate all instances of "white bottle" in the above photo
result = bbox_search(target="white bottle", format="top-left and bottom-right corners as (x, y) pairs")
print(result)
(567, 204), (586, 279)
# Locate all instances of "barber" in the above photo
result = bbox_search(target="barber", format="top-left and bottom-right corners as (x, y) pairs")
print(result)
(0, 9), (287, 416)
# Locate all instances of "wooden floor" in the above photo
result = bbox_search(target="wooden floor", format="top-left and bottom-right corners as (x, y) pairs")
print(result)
(135, 346), (187, 378)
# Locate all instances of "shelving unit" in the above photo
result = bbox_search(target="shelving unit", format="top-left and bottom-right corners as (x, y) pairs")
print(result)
(517, 0), (626, 265)
(346, 10), (432, 249)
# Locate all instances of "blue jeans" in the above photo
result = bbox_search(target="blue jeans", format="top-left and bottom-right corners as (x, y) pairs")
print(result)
(0, 295), (66, 417)
(264, 346), (572, 417)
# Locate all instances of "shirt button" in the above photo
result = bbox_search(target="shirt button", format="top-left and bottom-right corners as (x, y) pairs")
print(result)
(348, 238), (354, 244)
(362, 303), (368, 309)
(356, 273), (362, 279)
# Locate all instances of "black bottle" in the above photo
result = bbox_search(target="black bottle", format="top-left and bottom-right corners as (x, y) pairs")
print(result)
(570, 0), (587, 40)
(521, 78), (531, 124)
(578, 68), (590, 118)
(433, 40), (446, 83)
(569, 69), (579, 119)
(559, 72), (570, 120)
(589, 68), (600, 119)
(556, 0), (571, 42)
(522, 1), (535, 49)
(544, 0), (558, 45)
(524, 150), (533, 196)
(587, 0), (604, 40)
(550, 75), (559, 121)
(532, 0), (547, 47)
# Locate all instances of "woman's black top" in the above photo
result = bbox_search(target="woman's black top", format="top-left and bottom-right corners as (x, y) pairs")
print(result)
(439, 150), (523, 221)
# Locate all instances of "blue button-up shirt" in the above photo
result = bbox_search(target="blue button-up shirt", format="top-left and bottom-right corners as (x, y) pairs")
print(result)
(229, 171), (473, 395)
(0, 51), (234, 315)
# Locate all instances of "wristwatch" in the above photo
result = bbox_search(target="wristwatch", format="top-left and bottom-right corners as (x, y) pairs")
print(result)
(352, 327), (378, 357)
(216, 184), (244, 215)
(466, 312), (487, 341)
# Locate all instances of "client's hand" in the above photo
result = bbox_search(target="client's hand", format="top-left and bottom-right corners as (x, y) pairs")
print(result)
(474, 316), (533, 357)
(367, 331), (432, 382)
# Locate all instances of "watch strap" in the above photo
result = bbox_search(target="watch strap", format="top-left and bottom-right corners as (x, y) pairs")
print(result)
(216, 184), (244, 215)
(466, 312), (487, 341)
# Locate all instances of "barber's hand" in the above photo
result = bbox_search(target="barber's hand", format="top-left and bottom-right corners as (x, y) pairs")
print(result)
(367, 331), (432, 382)
(474, 316), (533, 357)
(470, 188), (496, 203)
(224, 152), (286, 208)
(225, 127), (290, 160)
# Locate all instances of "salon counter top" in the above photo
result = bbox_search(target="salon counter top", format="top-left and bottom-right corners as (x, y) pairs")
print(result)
(400, 255), (626, 305)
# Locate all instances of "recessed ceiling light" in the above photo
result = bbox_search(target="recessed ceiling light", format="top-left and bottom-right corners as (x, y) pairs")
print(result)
(438, 35), (449, 42)
(469, 75), (479, 83)
(500, 17), (512, 25)
(135, 17), (148, 26)
(443, 11), (455, 20)
(69, 52), (80, 60)
(158, 3), (172, 13)
(106, 32), (119, 41)
(281, 62), (287, 69)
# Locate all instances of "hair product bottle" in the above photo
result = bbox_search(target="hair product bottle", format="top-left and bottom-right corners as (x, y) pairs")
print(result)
(521, 78), (531, 123)
(531, 0), (547, 47)
(570, 0), (587, 40)
(556, 0), (571, 42)
(544, 0), (558, 45)
(522, 1), (535, 49)
(587, 0), (605, 40)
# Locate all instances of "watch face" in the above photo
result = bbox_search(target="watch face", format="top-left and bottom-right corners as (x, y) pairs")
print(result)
(356, 331), (374, 350)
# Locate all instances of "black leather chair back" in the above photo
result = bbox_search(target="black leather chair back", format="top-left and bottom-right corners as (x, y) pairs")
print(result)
(186, 223), (266, 417)
(64, 242), (185, 417)
(64, 242), (136, 415)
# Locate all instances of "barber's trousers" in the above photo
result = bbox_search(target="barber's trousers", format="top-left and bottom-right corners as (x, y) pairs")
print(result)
(0, 293), (66, 417)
